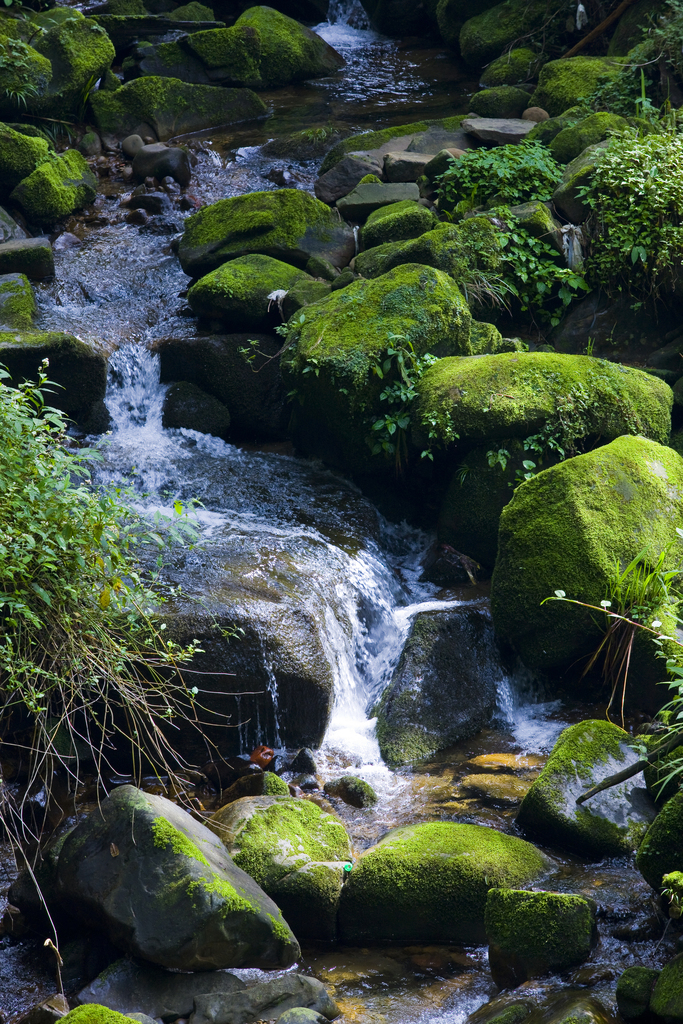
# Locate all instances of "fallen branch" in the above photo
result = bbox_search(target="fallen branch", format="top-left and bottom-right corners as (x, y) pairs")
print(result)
(562, 0), (640, 59)
(576, 728), (683, 804)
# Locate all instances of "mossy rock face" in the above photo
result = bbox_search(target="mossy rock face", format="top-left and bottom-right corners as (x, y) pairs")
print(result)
(281, 263), (472, 473)
(480, 48), (542, 87)
(0, 39), (52, 116)
(436, 0), (501, 48)
(319, 115), (466, 174)
(61, 1007), (139, 1024)
(525, 104), (587, 145)
(360, 200), (436, 250)
(187, 254), (311, 329)
(516, 720), (657, 859)
(169, 1), (215, 18)
(637, 791), (683, 890)
(551, 140), (609, 223)
(502, 199), (562, 251)
(485, 889), (596, 986)
(650, 953), (683, 1022)
(608, 0), (664, 55)
(0, 272), (35, 328)
(32, 16), (115, 118)
(207, 795), (351, 941)
(459, 0), (557, 68)
(549, 111), (627, 164)
(90, 76), (266, 141)
(234, 6), (343, 88)
(470, 85), (531, 119)
(643, 733), (683, 805)
(57, 784), (299, 970)
(0, 237), (54, 279)
(0, 123), (50, 192)
(0, 330), (106, 420)
(323, 775), (377, 808)
(179, 188), (355, 277)
(186, 25), (261, 84)
(338, 821), (551, 943)
(616, 965), (661, 1020)
(161, 380), (231, 438)
(135, 40), (211, 85)
(490, 435), (681, 695)
(10, 149), (96, 226)
(529, 56), (624, 117)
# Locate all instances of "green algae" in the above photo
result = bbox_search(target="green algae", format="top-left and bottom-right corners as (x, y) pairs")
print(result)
(61, 1007), (139, 1024)
(186, 874), (255, 916)
(0, 273), (35, 329)
(549, 111), (628, 164)
(485, 888), (595, 973)
(151, 816), (210, 866)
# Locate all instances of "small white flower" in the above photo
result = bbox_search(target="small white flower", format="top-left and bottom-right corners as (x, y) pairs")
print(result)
(652, 620), (662, 629)
(600, 599), (612, 608)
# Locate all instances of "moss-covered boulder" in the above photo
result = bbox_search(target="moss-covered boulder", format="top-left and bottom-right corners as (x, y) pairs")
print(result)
(459, 0), (552, 67)
(0, 123), (49, 192)
(207, 795), (351, 941)
(0, 39), (52, 116)
(552, 140), (609, 223)
(549, 111), (627, 164)
(0, 237), (54, 279)
(617, 965), (661, 1021)
(435, 0), (501, 48)
(517, 720), (657, 859)
(650, 954), (683, 1022)
(57, 785), (299, 970)
(485, 889), (596, 987)
(234, 6), (343, 88)
(637, 791), (683, 890)
(0, 330), (106, 421)
(186, 25), (261, 85)
(490, 435), (681, 699)
(32, 14), (115, 118)
(187, 254), (312, 329)
(178, 188), (355, 277)
(90, 76), (265, 141)
(608, 0), (661, 55)
(170, 1), (215, 19)
(323, 775), (377, 808)
(0, 273), (35, 329)
(10, 150), (96, 226)
(480, 48), (542, 87)
(339, 821), (551, 943)
(162, 381), (231, 438)
(360, 200), (436, 250)
(525, 104), (587, 145)
(319, 115), (466, 174)
(529, 56), (624, 118)
(282, 264), (471, 472)
(470, 86), (531, 119)
(498, 199), (562, 251)
(134, 40), (212, 86)
(61, 1007), (138, 1024)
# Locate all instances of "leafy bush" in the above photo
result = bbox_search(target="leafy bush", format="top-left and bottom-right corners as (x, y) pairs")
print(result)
(436, 143), (562, 211)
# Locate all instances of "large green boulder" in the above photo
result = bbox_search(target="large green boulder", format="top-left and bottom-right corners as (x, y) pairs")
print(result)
(490, 436), (683, 703)
(637, 791), (683, 890)
(516, 720), (657, 859)
(338, 821), (551, 943)
(549, 111), (627, 164)
(281, 264), (472, 472)
(32, 14), (115, 118)
(617, 965), (661, 1020)
(480, 47), (542, 87)
(650, 954), (683, 1022)
(186, 24), (261, 85)
(552, 140), (609, 223)
(0, 273), (35, 329)
(10, 150), (96, 226)
(187, 254), (312, 329)
(529, 56), (624, 117)
(0, 123), (49, 192)
(459, 0), (553, 67)
(360, 200), (436, 250)
(178, 188), (355, 277)
(485, 888), (596, 987)
(470, 85), (530, 119)
(436, 0), (500, 48)
(57, 785), (300, 970)
(90, 77), (265, 141)
(207, 795), (352, 941)
(234, 6), (343, 88)
(0, 39), (52, 116)
(0, 330), (106, 421)
(525, 105), (587, 146)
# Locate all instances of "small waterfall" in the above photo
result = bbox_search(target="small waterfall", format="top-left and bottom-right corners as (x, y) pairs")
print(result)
(326, 0), (370, 28)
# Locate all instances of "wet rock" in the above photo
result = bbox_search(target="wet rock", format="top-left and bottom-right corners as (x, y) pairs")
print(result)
(57, 784), (300, 970)
(470, 87), (531, 120)
(234, 6), (344, 89)
(78, 131), (102, 157)
(122, 134), (145, 158)
(187, 254), (312, 329)
(375, 605), (501, 767)
(486, 889), (597, 987)
(20, 995), (69, 1024)
(162, 380), (231, 438)
(339, 821), (552, 944)
(179, 188), (355, 277)
(190, 975), (339, 1024)
(314, 154), (384, 205)
(208, 795), (352, 941)
(323, 775), (377, 808)
(517, 720), (657, 858)
(461, 117), (535, 144)
(30, 15), (115, 119)
(552, 141), (609, 223)
(0, 126), (50, 192)
(419, 542), (481, 586)
(10, 150), (97, 227)
(336, 181), (420, 221)
(276, 1010), (327, 1024)
(637, 790), (683, 889)
(290, 747), (317, 775)
(218, 771), (289, 806)
(132, 143), (192, 186)
(460, 773), (534, 807)
(128, 192), (171, 215)
(293, 773), (320, 791)
(383, 151), (435, 182)
(53, 231), (82, 251)
(465, 753), (544, 774)
(0, 273), (35, 329)
(617, 966), (660, 1020)
(0, 205), (27, 243)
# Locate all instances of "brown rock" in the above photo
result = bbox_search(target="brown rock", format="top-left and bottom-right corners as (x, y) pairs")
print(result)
(522, 107), (550, 122)
(462, 117), (536, 144)
(459, 773), (536, 806)
(465, 753), (545, 774)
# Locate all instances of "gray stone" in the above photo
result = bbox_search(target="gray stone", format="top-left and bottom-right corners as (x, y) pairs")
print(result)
(0, 206), (27, 243)
(128, 192), (171, 215)
(18, 994), (69, 1024)
(424, 148), (466, 181)
(406, 128), (475, 152)
(383, 151), (434, 182)
(290, 747), (317, 774)
(132, 143), (191, 187)
(336, 182), (420, 221)
(0, 331), (106, 420)
(162, 380), (231, 438)
(190, 975), (339, 1024)
(276, 1011), (327, 1024)
(462, 117), (536, 144)
(127, 1016), (157, 1024)
(122, 133), (144, 158)
(314, 154), (383, 204)
(79, 131), (102, 157)
(552, 141), (609, 223)
(0, 237), (54, 279)
(323, 775), (377, 808)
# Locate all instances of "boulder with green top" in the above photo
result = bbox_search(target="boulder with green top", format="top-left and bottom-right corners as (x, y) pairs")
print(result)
(637, 791), (683, 890)
(169, 1), (215, 18)
(480, 48), (542, 87)
(187, 254), (312, 329)
(0, 330), (106, 421)
(208, 795), (352, 941)
(529, 56), (624, 118)
(282, 278), (331, 318)
(319, 115), (467, 174)
(56, 784), (300, 970)
(459, 0), (554, 68)
(0, 273), (35, 329)
(336, 181), (420, 221)
(339, 821), (551, 943)
(525, 105), (588, 145)
(134, 40), (212, 85)
(0, 237), (54, 279)
(323, 775), (377, 808)
(185, 25), (261, 85)
(178, 188), (355, 277)
(501, 200), (563, 252)
(0, 123), (49, 192)
(31, 14), (115, 118)
(470, 86), (531, 119)
(281, 263), (471, 473)
(490, 435), (681, 700)
(549, 111), (627, 164)
(162, 381), (231, 438)
(60, 1007), (139, 1024)
(435, 0), (501, 48)
(485, 888), (597, 987)
(516, 720), (657, 859)
(217, 770), (290, 806)
(552, 140), (609, 223)
(90, 76), (265, 140)
(10, 150), (96, 226)
(617, 965), (661, 1020)
(360, 199), (436, 249)
(234, 6), (343, 89)
(650, 953), (683, 1023)
(0, 39), (52, 117)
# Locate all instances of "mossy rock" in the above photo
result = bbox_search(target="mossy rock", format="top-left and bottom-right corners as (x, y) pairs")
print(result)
(549, 111), (627, 164)
(470, 85), (531, 119)
(0, 237), (54, 279)
(319, 115), (466, 174)
(650, 953), (683, 1022)
(90, 76), (266, 141)
(0, 330), (106, 420)
(282, 278), (331, 319)
(637, 791), (683, 890)
(186, 25), (261, 84)
(0, 272), (35, 328)
(10, 149), (96, 226)
(338, 821), (551, 943)
(517, 720), (657, 859)
(0, 39), (52, 116)
(525, 104), (588, 145)
(179, 188), (355, 277)
(281, 263), (472, 473)
(162, 381), (231, 438)
(552, 140), (609, 223)
(107, 0), (147, 13)
(61, 1007), (139, 1024)
(31, 16), (115, 118)
(435, 0), (501, 48)
(608, 0), (664, 55)
(643, 733), (683, 805)
(485, 888), (596, 986)
(169, 1), (215, 18)
(490, 436), (683, 703)
(136, 40), (211, 85)
(480, 48), (542, 87)
(459, 0), (559, 68)
(501, 199), (562, 252)
(187, 254), (311, 329)
(323, 775), (377, 808)
(207, 795), (351, 941)
(616, 965), (661, 1020)
(529, 56), (625, 118)
(234, 6), (343, 89)
(360, 199), (436, 250)
(0, 123), (50, 192)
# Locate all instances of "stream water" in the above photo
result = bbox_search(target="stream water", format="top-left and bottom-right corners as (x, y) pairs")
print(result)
(0, 4), (677, 1022)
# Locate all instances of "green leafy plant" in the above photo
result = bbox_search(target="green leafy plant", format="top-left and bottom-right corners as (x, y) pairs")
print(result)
(436, 142), (562, 210)
(0, 38), (41, 108)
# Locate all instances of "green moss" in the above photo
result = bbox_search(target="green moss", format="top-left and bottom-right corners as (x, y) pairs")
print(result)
(549, 111), (628, 164)
(459, 0), (554, 67)
(0, 39), (52, 112)
(263, 772), (289, 795)
(32, 17), (115, 118)
(324, 775), (378, 807)
(267, 909), (294, 944)
(485, 888), (594, 972)
(617, 965), (661, 1021)
(470, 85), (530, 119)
(151, 816), (211, 866)
(530, 56), (626, 118)
(0, 123), (50, 192)
(169, 1), (215, 18)
(650, 954), (683, 1020)
(480, 48), (542, 87)
(551, 140), (609, 222)
(525, 105), (588, 145)
(319, 115), (466, 174)
(360, 199), (436, 249)
(62, 1007), (139, 1024)
(10, 149), (96, 225)
(186, 25), (260, 82)
(0, 273), (35, 328)
(637, 791), (683, 890)
(187, 253), (311, 328)
(436, 0), (500, 47)
(186, 874), (255, 916)
(234, 6), (342, 89)
(106, 0), (147, 14)
(359, 172), (382, 184)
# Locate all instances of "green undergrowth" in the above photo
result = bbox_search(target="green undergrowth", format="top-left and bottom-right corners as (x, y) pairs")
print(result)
(436, 143), (562, 211)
